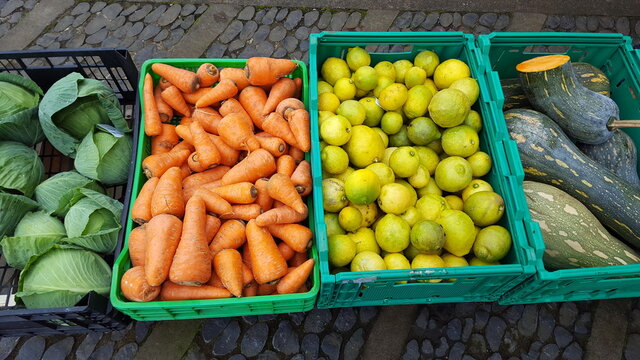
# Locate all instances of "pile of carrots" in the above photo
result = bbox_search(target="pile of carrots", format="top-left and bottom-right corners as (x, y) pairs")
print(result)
(120, 57), (315, 302)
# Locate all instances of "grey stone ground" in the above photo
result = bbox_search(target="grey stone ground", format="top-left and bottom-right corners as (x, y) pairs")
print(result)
(1, 1), (640, 359)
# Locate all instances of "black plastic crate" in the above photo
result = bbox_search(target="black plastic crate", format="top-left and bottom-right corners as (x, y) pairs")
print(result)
(0, 48), (139, 336)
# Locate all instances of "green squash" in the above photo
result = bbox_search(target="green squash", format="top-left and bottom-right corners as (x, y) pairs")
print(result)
(577, 129), (640, 186)
(571, 62), (611, 97)
(501, 78), (531, 110)
(504, 108), (640, 248)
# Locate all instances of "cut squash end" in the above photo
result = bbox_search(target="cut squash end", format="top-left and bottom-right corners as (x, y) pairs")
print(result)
(516, 55), (571, 73)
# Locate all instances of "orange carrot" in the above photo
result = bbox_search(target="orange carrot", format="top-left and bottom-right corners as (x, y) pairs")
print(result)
(297, 284), (309, 293)
(159, 77), (171, 90)
(142, 149), (190, 179)
(255, 132), (287, 157)
(246, 219), (288, 284)
(160, 282), (232, 301)
(275, 98), (305, 119)
(171, 138), (195, 153)
(151, 63), (200, 94)
(289, 146), (305, 164)
(209, 219), (246, 255)
(277, 155), (296, 177)
(254, 178), (273, 213)
(245, 57), (297, 86)
(258, 283), (277, 295)
(151, 124), (179, 155)
(161, 85), (192, 117)
(220, 149), (276, 185)
(217, 113), (261, 152)
(214, 249), (244, 297)
(145, 214), (183, 286)
(182, 88), (212, 105)
(205, 215), (222, 245)
(219, 98), (254, 132)
(143, 73), (162, 136)
(192, 107), (222, 134)
(242, 263), (254, 287)
(169, 197), (211, 286)
(210, 134), (241, 166)
(263, 78), (296, 115)
(290, 160), (312, 196)
(154, 85), (174, 122)
(197, 63), (220, 87)
(151, 167), (185, 218)
(180, 162), (192, 178)
(278, 241), (295, 261)
(187, 152), (208, 173)
(288, 109), (310, 152)
(128, 225), (147, 267)
(182, 166), (230, 190)
(262, 112), (299, 148)
(239, 86), (268, 128)
(207, 182), (258, 204)
(267, 173), (306, 214)
(189, 120), (221, 169)
(293, 77), (303, 99)
(175, 124), (192, 143)
(121, 266), (161, 302)
(208, 271), (224, 287)
(242, 242), (252, 270)
(131, 177), (159, 224)
(220, 67), (251, 91)
(268, 223), (313, 252)
(194, 188), (233, 216)
(220, 204), (263, 221)
(289, 251), (309, 267)
(243, 282), (258, 297)
(277, 259), (314, 294)
(195, 79), (238, 108)
(179, 116), (193, 126)
(255, 204), (308, 227)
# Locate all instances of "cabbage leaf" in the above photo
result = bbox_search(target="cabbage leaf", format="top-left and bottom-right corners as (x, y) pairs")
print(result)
(34, 171), (104, 216)
(0, 73), (45, 146)
(0, 141), (45, 197)
(0, 192), (39, 237)
(74, 129), (132, 185)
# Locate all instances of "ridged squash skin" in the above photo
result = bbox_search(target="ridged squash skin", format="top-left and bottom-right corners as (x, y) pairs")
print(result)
(571, 62), (611, 97)
(504, 108), (640, 248)
(523, 181), (640, 269)
(518, 60), (619, 144)
(578, 129), (640, 186)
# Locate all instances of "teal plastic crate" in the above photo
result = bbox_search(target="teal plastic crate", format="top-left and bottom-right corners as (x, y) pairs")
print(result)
(110, 58), (320, 321)
(309, 32), (537, 308)
(475, 32), (640, 304)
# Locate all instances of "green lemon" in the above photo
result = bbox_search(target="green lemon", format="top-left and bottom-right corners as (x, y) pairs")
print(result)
(339, 206), (363, 232)
(473, 225), (512, 262)
(381, 111), (404, 135)
(318, 110), (335, 126)
(318, 80), (333, 95)
(355, 87), (369, 99)
(442, 253), (469, 267)
(322, 145), (349, 174)
(349, 227), (380, 254)
(407, 117), (441, 146)
(449, 77), (480, 105)
(344, 169), (381, 205)
(408, 165), (430, 189)
(404, 243), (421, 261)
(463, 110), (483, 132)
(343, 125), (386, 168)
(354, 66), (379, 91)
(350, 202), (379, 228)
(318, 92), (341, 113)
(389, 146), (420, 178)
(320, 141), (328, 154)
(463, 191), (505, 227)
(434, 156), (473, 193)
(377, 183), (414, 215)
(335, 167), (356, 183)
(444, 195), (464, 211)
(325, 213), (345, 238)
(328, 234), (357, 267)
(336, 100), (367, 126)
(415, 146), (440, 175)
(461, 179), (493, 201)
(351, 251), (387, 272)
(373, 76), (395, 98)
(470, 257), (500, 266)
(346, 46), (371, 71)
(423, 78), (439, 96)
(384, 253), (411, 274)
(372, 128), (389, 148)
(428, 88), (470, 128)
(433, 59), (471, 89)
(411, 254), (446, 282)
(366, 162), (396, 186)
(375, 214), (411, 253)
(389, 125), (411, 147)
(379, 83), (409, 111)
(393, 60), (414, 83)
(418, 178), (443, 197)
(466, 151), (492, 177)
(403, 85), (433, 119)
(395, 179), (418, 206)
(400, 206), (423, 227)
(436, 209), (476, 257)
(382, 147), (397, 166)
(411, 220), (445, 254)
(427, 138), (443, 154)
(359, 97), (385, 126)
(334, 78), (357, 101)
(441, 125), (480, 157)
(374, 61), (396, 81)
(322, 178), (349, 212)
(404, 66), (427, 89)
(320, 114), (352, 146)
(322, 57), (351, 85)
(414, 50), (440, 77)
(416, 194), (449, 221)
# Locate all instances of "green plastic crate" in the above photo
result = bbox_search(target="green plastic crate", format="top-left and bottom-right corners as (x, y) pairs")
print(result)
(110, 58), (320, 321)
(475, 32), (640, 304)
(309, 32), (537, 308)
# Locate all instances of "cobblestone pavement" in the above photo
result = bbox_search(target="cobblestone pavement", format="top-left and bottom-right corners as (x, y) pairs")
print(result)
(1, 1), (640, 359)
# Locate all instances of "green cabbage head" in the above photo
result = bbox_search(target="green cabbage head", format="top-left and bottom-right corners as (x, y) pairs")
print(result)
(0, 73), (45, 146)
(0, 141), (45, 197)
(74, 128), (133, 185)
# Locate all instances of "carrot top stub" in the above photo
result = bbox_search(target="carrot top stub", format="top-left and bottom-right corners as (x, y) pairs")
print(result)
(516, 54), (571, 73)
